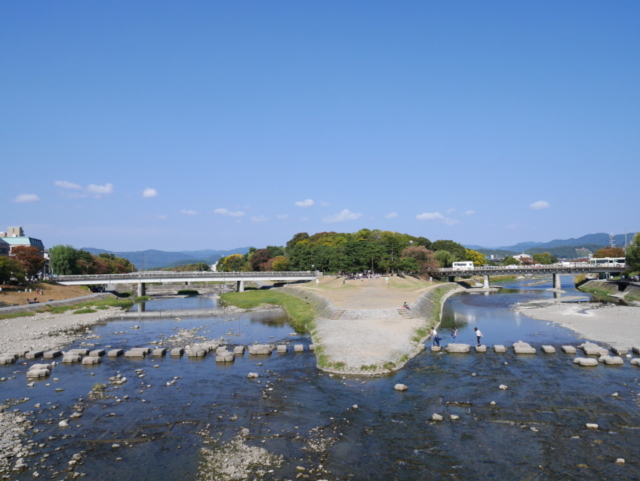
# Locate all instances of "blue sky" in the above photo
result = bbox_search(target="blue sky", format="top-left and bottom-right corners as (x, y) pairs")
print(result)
(2, 2), (639, 251)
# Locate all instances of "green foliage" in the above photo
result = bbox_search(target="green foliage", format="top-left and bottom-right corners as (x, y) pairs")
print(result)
(0, 311), (35, 320)
(532, 252), (558, 265)
(50, 245), (80, 275)
(220, 290), (316, 332)
(627, 233), (640, 272)
(0, 256), (26, 284)
(133, 296), (151, 302)
(430, 240), (466, 260)
(433, 250), (456, 268)
(503, 256), (519, 266)
(73, 308), (96, 314)
(217, 254), (248, 272)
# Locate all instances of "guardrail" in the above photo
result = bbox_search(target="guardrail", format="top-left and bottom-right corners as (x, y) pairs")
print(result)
(54, 271), (318, 282)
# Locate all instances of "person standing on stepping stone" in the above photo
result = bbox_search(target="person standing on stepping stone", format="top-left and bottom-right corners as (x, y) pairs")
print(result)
(431, 328), (442, 347)
(451, 327), (458, 341)
(474, 327), (483, 347)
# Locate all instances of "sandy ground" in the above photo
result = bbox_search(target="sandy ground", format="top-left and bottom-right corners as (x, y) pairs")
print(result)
(296, 275), (437, 309)
(0, 283), (89, 306)
(515, 300), (640, 349)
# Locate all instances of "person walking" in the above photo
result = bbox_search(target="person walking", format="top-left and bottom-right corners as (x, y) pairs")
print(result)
(474, 327), (483, 347)
(451, 327), (458, 341)
(431, 327), (441, 347)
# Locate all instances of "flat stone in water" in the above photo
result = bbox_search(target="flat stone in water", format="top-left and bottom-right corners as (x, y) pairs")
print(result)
(445, 343), (470, 353)
(561, 346), (577, 354)
(493, 345), (506, 353)
(541, 345), (556, 354)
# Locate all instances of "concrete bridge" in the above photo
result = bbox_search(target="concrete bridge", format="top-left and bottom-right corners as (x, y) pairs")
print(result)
(432, 265), (626, 289)
(55, 271), (318, 295)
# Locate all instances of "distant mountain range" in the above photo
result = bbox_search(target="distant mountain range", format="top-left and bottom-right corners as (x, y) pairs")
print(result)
(466, 232), (636, 259)
(81, 247), (251, 269)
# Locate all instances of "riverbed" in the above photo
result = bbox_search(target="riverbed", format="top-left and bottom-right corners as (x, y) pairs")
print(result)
(2, 277), (640, 480)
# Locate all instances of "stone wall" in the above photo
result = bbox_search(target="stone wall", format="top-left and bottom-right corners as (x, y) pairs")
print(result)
(579, 279), (640, 301)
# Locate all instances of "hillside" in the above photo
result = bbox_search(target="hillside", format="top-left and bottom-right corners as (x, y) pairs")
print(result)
(81, 247), (251, 269)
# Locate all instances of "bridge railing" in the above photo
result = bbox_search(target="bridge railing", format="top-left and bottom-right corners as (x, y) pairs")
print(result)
(55, 271), (317, 282)
(434, 264), (625, 274)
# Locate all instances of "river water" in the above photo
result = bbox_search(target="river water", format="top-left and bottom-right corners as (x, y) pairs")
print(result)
(3, 277), (640, 480)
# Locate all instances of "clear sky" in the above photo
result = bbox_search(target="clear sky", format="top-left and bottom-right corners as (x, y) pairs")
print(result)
(3, 2), (639, 251)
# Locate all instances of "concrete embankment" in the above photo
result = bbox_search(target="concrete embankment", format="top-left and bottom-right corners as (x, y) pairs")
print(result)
(578, 279), (640, 303)
(0, 292), (117, 316)
(282, 283), (462, 375)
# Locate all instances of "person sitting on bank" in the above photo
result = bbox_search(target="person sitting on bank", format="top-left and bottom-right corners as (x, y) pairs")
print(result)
(403, 302), (410, 309)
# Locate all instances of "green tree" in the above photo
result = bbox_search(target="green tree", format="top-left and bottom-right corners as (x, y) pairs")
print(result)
(503, 256), (519, 266)
(397, 257), (420, 273)
(433, 250), (457, 268)
(430, 240), (466, 260)
(626, 233), (640, 272)
(0, 256), (25, 284)
(464, 249), (486, 267)
(286, 232), (310, 252)
(49, 245), (80, 275)
(217, 254), (246, 272)
(270, 256), (290, 271)
(532, 252), (558, 265)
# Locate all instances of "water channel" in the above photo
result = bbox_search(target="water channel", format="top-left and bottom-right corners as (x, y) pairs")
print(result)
(2, 277), (640, 480)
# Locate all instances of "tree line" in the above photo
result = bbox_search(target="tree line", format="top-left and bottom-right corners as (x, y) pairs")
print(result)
(216, 229), (484, 274)
(49, 245), (136, 275)
(0, 246), (47, 284)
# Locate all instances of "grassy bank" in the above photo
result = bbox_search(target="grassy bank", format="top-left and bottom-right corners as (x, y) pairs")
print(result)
(0, 297), (133, 321)
(220, 290), (316, 332)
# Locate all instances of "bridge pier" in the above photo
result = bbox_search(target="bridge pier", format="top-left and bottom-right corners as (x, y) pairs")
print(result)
(553, 274), (562, 289)
(448, 276), (455, 283)
(483, 275), (490, 289)
(236, 281), (245, 293)
(137, 282), (146, 297)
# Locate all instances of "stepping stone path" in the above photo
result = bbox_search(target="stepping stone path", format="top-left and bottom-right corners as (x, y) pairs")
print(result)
(277, 345), (287, 354)
(513, 341), (536, 355)
(581, 342), (608, 357)
(233, 346), (245, 355)
(445, 343), (470, 353)
(27, 363), (51, 379)
(82, 356), (101, 365)
(108, 349), (124, 357)
(294, 344), (304, 353)
(562, 346), (577, 354)
(600, 356), (624, 366)
(475, 345), (487, 353)
(493, 345), (506, 353)
(215, 351), (234, 362)
(152, 348), (166, 357)
(25, 351), (43, 360)
(430, 346), (442, 352)
(44, 350), (62, 359)
(249, 344), (272, 355)
(90, 349), (105, 357)
(170, 348), (184, 357)
(541, 345), (556, 354)
(574, 357), (599, 367)
(0, 354), (17, 365)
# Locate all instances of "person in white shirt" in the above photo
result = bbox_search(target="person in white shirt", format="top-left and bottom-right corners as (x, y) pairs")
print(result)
(474, 327), (483, 347)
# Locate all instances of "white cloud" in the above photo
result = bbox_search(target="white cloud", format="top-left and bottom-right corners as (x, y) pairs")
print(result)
(385, 212), (398, 219)
(54, 180), (81, 190)
(323, 209), (362, 223)
(416, 212), (443, 221)
(444, 218), (460, 226)
(276, 214), (289, 219)
(214, 208), (245, 217)
(156, 215), (168, 220)
(463, 210), (476, 216)
(142, 188), (158, 198)
(180, 209), (197, 216)
(446, 208), (456, 214)
(87, 183), (114, 195)
(295, 199), (314, 208)
(530, 200), (550, 210)
(251, 215), (269, 222)
(320, 201), (330, 207)
(13, 193), (40, 203)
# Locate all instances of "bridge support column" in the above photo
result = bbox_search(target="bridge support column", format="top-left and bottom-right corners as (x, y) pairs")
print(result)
(483, 275), (490, 289)
(553, 274), (562, 289)
(138, 282), (146, 297)
(236, 281), (245, 293)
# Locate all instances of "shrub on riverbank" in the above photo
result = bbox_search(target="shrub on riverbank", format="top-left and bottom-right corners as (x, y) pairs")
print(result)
(134, 296), (151, 302)
(220, 290), (316, 332)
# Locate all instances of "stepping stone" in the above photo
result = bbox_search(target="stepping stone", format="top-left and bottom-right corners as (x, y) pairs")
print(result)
(25, 351), (44, 360)
(574, 357), (599, 367)
(600, 356), (624, 366)
(581, 342), (608, 357)
(430, 346), (442, 352)
(294, 344), (304, 353)
(309, 344), (316, 351)
(493, 345), (506, 353)
(541, 345), (556, 354)
(612, 347), (629, 356)
(233, 346), (245, 355)
(89, 349), (105, 357)
(30, 363), (51, 370)
(475, 345), (487, 353)
(248, 345), (272, 355)
(107, 349), (124, 357)
(82, 356), (101, 365)
(67, 349), (89, 356)
(445, 343), (470, 353)
(125, 349), (147, 358)
(630, 358), (640, 367)
(9, 350), (28, 358)
(152, 348), (167, 357)
(43, 350), (62, 359)
(27, 368), (50, 379)
(215, 352), (234, 362)
(215, 346), (228, 354)
(513, 342), (536, 355)
(170, 348), (184, 357)
(277, 345), (287, 354)
(62, 354), (82, 363)
(561, 346), (577, 354)
(0, 355), (17, 365)
(186, 349), (206, 358)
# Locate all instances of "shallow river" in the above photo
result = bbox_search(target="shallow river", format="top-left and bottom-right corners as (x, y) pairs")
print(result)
(3, 278), (640, 480)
